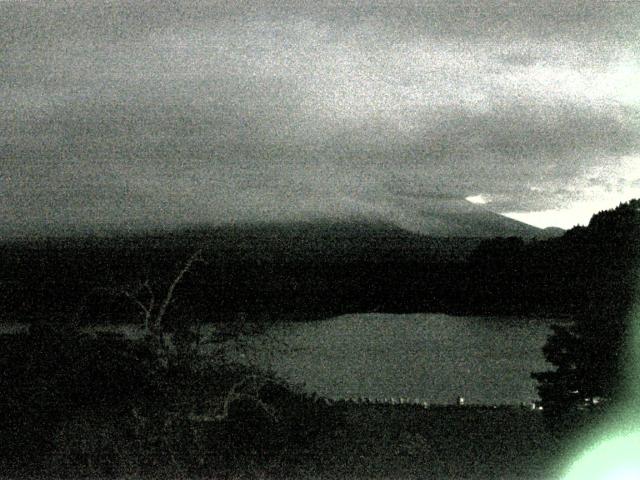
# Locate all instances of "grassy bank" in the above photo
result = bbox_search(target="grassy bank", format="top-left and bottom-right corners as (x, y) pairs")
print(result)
(0, 403), (567, 479)
(270, 404), (564, 480)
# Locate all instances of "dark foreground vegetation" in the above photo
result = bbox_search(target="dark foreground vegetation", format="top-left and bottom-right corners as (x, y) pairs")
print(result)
(0, 322), (574, 479)
(0, 323), (568, 479)
(0, 323), (336, 478)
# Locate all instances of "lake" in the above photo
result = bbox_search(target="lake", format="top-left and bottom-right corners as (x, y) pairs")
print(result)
(234, 313), (554, 405)
(1, 313), (554, 405)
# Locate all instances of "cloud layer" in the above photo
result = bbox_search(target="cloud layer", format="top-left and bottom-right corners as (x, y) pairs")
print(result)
(2, 1), (640, 234)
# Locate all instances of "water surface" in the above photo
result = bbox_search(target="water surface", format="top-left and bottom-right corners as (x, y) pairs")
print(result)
(0, 313), (553, 405)
(241, 313), (553, 405)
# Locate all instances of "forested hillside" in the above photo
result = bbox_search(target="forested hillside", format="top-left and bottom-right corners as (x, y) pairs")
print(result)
(1, 201), (637, 326)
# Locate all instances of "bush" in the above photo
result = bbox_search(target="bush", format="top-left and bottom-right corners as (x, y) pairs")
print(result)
(0, 322), (331, 477)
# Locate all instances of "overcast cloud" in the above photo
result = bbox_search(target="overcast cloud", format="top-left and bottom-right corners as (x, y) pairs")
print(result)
(2, 0), (640, 235)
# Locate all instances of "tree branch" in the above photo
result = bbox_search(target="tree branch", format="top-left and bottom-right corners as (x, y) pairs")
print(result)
(121, 282), (154, 332)
(154, 249), (204, 331)
(208, 375), (278, 423)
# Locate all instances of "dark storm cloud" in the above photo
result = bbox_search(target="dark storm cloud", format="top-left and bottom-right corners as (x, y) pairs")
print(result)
(2, 1), (639, 234)
(313, 101), (640, 207)
(314, 0), (638, 46)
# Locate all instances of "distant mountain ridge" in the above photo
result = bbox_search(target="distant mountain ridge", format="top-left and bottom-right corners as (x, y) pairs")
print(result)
(535, 227), (566, 239)
(2, 208), (553, 267)
(0, 212), (532, 324)
(1, 195), (557, 242)
(378, 195), (547, 238)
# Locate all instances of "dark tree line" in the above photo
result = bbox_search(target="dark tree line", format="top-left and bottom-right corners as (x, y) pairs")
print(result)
(451, 200), (639, 420)
(0, 227), (477, 324)
(530, 200), (640, 428)
(457, 200), (638, 314)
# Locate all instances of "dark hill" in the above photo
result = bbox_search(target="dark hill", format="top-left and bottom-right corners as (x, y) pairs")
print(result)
(534, 227), (565, 239)
(0, 218), (482, 324)
(372, 195), (543, 238)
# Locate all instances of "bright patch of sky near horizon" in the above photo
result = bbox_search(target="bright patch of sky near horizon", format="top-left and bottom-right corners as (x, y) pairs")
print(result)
(1, 1), (640, 235)
(500, 155), (640, 228)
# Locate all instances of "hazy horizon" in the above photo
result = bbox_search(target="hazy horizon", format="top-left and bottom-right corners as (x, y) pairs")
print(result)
(0, 199), (557, 241)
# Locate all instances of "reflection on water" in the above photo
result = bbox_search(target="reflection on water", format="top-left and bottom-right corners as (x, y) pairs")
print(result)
(239, 313), (553, 405)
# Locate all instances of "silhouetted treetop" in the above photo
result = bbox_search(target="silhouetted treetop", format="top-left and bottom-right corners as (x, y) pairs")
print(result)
(532, 198), (640, 432)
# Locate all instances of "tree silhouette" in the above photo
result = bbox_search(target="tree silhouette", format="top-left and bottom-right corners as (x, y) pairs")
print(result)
(532, 199), (640, 431)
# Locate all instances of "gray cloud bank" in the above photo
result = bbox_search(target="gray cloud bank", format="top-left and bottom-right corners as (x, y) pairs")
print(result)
(2, 1), (640, 236)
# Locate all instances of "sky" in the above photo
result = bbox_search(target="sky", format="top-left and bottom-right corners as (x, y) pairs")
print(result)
(2, 1), (640, 237)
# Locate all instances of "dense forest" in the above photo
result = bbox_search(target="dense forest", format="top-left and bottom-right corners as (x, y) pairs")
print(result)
(530, 200), (640, 429)
(1, 220), (482, 325)
(459, 199), (640, 316)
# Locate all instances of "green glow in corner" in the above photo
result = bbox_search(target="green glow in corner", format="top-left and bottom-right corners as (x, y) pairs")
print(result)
(562, 283), (640, 480)
(563, 430), (640, 480)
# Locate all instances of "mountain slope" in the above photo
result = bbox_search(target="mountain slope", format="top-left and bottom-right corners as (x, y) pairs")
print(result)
(377, 195), (543, 238)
